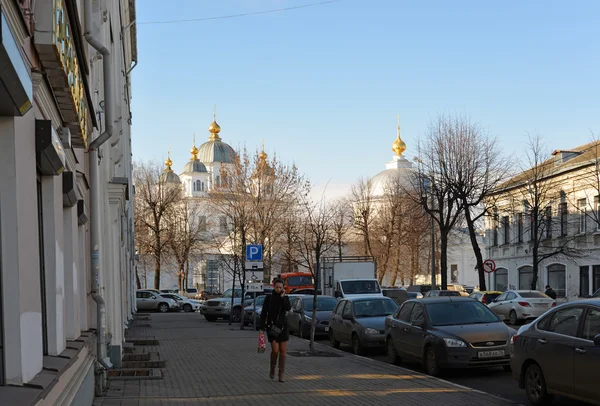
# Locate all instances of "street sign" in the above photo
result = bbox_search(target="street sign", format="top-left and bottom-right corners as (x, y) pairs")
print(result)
(483, 259), (496, 274)
(246, 244), (263, 261)
(245, 281), (264, 292)
(245, 261), (263, 270)
(245, 270), (264, 282)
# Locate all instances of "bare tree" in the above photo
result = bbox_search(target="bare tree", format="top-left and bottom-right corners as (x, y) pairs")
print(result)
(411, 118), (465, 290)
(133, 159), (183, 289)
(330, 197), (353, 261)
(439, 114), (510, 291)
(296, 190), (337, 352)
(351, 178), (376, 258)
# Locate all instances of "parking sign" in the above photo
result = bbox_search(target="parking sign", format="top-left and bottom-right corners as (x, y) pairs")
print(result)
(246, 244), (263, 261)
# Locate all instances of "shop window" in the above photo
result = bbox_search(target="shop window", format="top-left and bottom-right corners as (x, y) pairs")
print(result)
(519, 266), (534, 290)
(547, 264), (566, 298)
(495, 268), (508, 291)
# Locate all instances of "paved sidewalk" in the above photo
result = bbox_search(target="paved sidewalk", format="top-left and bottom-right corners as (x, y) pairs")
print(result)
(94, 313), (519, 406)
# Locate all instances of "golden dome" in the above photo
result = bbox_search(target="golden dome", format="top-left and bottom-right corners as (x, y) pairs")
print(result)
(165, 156), (173, 171)
(208, 120), (221, 134)
(191, 134), (199, 159)
(392, 114), (406, 156)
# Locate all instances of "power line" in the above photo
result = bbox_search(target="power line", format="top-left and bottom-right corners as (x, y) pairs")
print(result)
(137, 0), (342, 25)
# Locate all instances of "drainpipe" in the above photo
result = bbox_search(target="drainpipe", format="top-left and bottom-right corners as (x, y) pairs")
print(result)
(83, 0), (114, 372)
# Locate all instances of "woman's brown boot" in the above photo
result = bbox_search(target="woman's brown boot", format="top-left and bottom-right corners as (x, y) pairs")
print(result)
(278, 353), (286, 383)
(269, 352), (278, 379)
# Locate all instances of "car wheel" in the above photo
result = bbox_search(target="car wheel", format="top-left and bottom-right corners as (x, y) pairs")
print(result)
(352, 334), (364, 355)
(424, 346), (441, 376)
(329, 330), (340, 349)
(158, 303), (169, 313)
(525, 363), (553, 406)
(231, 307), (241, 323)
(386, 338), (400, 365)
(204, 315), (217, 322)
(509, 310), (519, 325)
(183, 304), (192, 312)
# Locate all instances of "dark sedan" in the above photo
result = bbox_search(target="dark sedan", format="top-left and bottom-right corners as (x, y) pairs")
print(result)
(385, 297), (516, 376)
(329, 296), (399, 355)
(510, 299), (600, 406)
(288, 295), (338, 338)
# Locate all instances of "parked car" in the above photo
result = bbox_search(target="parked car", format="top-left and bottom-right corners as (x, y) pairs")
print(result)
(160, 293), (202, 312)
(200, 288), (254, 322)
(407, 284), (441, 295)
(136, 290), (177, 313)
(488, 290), (556, 325)
(288, 295), (338, 338)
(469, 291), (503, 305)
(446, 284), (469, 296)
(382, 288), (410, 305)
(407, 292), (423, 299)
(511, 299), (600, 405)
(385, 297), (516, 376)
(160, 288), (178, 294)
(244, 294), (267, 328)
(328, 296), (399, 355)
(423, 290), (461, 298)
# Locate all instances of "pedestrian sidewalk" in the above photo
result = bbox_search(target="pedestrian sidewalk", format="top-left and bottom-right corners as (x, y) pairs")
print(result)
(94, 313), (518, 406)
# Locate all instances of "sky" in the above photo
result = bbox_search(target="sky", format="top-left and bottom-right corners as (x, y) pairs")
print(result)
(131, 0), (600, 199)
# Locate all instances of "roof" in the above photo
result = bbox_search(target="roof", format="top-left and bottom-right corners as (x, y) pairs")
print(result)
(197, 140), (236, 164)
(409, 296), (474, 304)
(493, 140), (600, 194)
(181, 159), (207, 174)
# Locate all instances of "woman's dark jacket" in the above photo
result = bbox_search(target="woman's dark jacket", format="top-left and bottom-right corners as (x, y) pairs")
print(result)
(260, 292), (291, 331)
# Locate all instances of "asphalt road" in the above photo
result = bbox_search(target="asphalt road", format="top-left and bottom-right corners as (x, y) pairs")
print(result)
(314, 332), (592, 406)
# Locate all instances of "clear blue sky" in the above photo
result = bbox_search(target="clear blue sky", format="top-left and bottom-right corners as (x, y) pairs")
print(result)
(131, 0), (600, 198)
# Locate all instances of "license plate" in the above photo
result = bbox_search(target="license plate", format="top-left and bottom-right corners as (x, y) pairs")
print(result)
(325, 327), (329, 332)
(478, 350), (505, 359)
(534, 304), (548, 308)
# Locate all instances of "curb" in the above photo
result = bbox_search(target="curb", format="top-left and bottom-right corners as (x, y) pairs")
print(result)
(294, 335), (523, 405)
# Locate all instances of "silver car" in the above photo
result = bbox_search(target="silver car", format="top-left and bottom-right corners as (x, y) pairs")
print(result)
(160, 293), (202, 312)
(136, 290), (177, 313)
(488, 290), (555, 325)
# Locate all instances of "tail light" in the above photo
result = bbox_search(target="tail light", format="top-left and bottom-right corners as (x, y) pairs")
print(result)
(552, 302), (557, 307)
(481, 296), (487, 304)
(518, 301), (530, 307)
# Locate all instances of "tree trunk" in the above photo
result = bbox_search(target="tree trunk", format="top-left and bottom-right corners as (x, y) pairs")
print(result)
(240, 230), (247, 330)
(440, 232), (449, 290)
(464, 206), (487, 291)
(532, 213), (539, 290)
(135, 265), (142, 289)
(153, 252), (161, 290)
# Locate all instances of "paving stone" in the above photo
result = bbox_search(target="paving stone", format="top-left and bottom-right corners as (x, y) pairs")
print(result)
(95, 313), (518, 406)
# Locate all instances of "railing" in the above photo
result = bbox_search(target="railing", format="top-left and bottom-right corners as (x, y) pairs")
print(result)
(321, 256), (375, 263)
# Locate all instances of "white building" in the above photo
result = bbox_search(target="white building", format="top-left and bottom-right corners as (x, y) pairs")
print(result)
(0, 0), (136, 403)
(485, 141), (600, 301)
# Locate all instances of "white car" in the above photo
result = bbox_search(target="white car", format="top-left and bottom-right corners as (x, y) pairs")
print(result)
(488, 290), (556, 325)
(160, 293), (203, 312)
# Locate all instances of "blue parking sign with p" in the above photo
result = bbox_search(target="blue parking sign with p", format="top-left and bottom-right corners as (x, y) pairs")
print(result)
(246, 244), (263, 261)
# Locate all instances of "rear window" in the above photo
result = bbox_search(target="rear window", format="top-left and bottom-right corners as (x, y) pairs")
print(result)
(304, 297), (338, 312)
(519, 292), (548, 298)
(341, 280), (381, 294)
(439, 291), (461, 296)
(352, 298), (398, 317)
(425, 301), (500, 326)
(484, 293), (501, 302)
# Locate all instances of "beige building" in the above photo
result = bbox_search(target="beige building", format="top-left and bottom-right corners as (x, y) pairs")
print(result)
(0, 0), (137, 403)
(486, 141), (600, 301)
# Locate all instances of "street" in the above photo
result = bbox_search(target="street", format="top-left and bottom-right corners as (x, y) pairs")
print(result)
(314, 326), (591, 406)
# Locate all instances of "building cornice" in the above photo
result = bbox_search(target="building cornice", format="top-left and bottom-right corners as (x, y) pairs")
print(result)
(32, 72), (62, 128)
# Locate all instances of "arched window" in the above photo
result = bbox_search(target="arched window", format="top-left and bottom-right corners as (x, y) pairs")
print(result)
(547, 264), (566, 297)
(495, 268), (508, 291)
(518, 266), (534, 290)
(196, 180), (201, 192)
(201, 182), (205, 192)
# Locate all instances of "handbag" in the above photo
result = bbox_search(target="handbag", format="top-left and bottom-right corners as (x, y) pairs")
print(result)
(267, 296), (284, 338)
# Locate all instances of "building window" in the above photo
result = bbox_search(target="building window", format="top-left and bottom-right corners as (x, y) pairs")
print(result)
(595, 196), (600, 231)
(519, 266), (534, 290)
(580, 266), (590, 297)
(502, 216), (510, 245)
(219, 216), (228, 235)
(593, 265), (600, 294)
(560, 202), (568, 237)
(545, 206), (552, 239)
(517, 213), (523, 243)
(492, 210), (498, 246)
(450, 264), (458, 283)
(495, 268), (508, 291)
(216, 175), (221, 187)
(547, 264), (566, 298)
(578, 198), (587, 233)
(195, 180), (201, 192)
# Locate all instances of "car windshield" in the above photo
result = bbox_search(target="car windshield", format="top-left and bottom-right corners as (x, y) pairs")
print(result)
(287, 276), (313, 286)
(426, 301), (500, 326)
(341, 280), (381, 294)
(519, 292), (548, 298)
(352, 299), (398, 318)
(304, 297), (338, 312)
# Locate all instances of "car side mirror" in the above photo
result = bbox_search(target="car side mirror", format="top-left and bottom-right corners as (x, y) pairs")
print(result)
(594, 334), (600, 347)
(412, 319), (425, 328)
(334, 291), (342, 298)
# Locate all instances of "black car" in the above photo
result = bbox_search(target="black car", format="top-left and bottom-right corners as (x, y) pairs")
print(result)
(385, 297), (515, 376)
(382, 288), (410, 305)
(288, 295), (338, 338)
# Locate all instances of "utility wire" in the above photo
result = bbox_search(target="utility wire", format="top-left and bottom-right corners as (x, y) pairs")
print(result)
(138, 0), (342, 25)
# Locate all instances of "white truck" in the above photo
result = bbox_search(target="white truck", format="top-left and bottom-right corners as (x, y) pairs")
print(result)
(319, 256), (383, 299)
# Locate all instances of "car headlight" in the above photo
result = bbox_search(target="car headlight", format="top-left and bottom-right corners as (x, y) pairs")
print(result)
(443, 338), (467, 347)
(364, 328), (379, 335)
(221, 302), (230, 307)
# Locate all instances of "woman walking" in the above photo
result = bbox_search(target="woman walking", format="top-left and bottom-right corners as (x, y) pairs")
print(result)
(260, 278), (291, 382)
